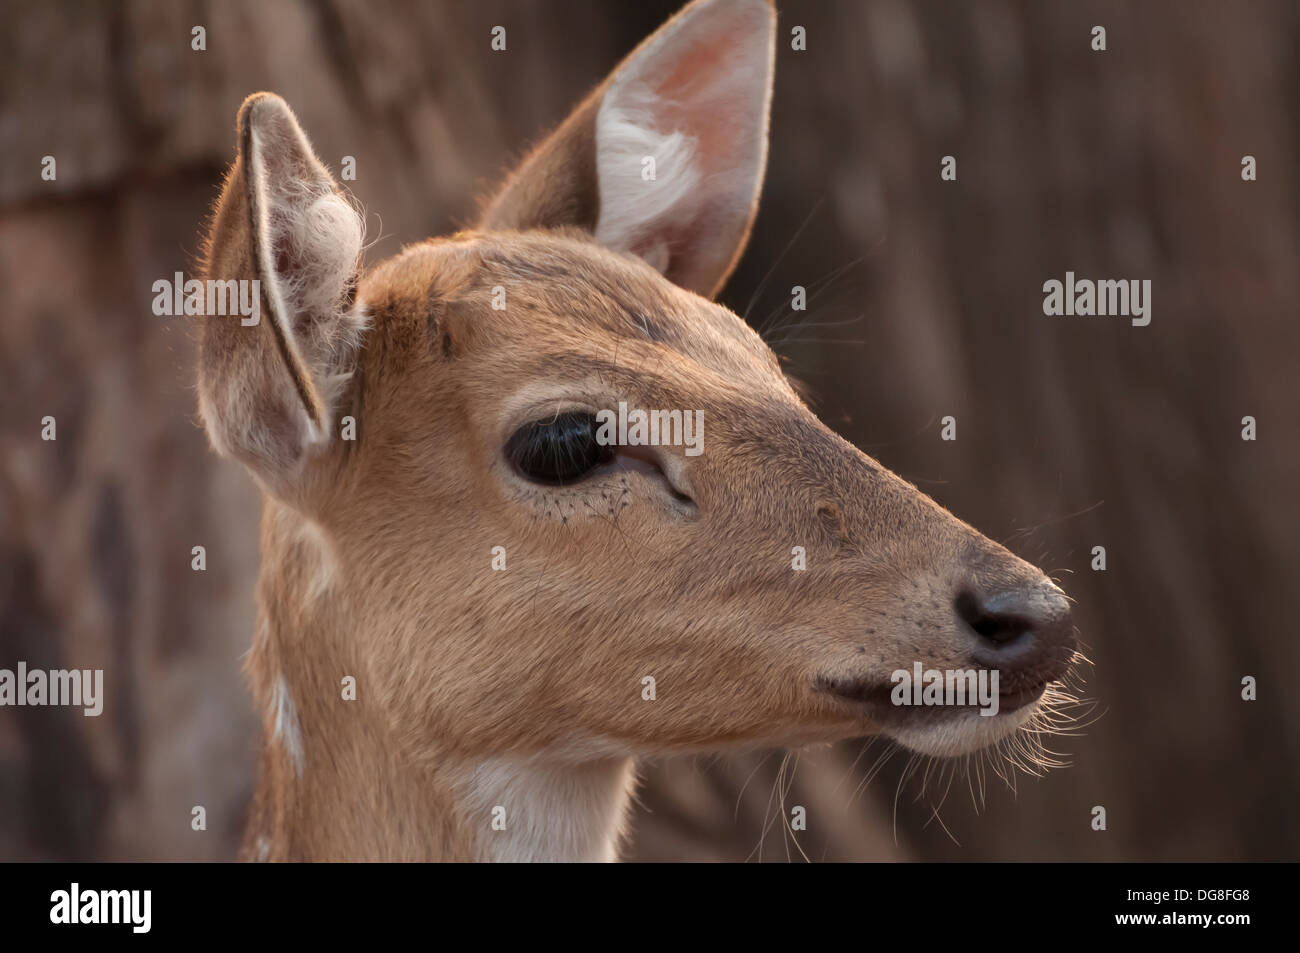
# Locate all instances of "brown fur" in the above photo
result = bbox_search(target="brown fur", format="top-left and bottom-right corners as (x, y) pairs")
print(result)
(197, 0), (1074, 862)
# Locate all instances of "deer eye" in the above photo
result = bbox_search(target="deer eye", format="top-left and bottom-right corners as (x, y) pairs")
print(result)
(505, 411), (615, 485)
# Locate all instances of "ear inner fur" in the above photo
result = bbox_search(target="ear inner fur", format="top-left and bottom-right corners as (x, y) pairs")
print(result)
(240, 98), (328, 439)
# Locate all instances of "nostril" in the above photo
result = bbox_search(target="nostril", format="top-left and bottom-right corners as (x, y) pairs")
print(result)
(957, 582), (1077, 690)
(954, 590), (1029, 646)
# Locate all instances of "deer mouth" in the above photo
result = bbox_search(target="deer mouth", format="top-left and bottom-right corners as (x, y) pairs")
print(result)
(814, 667), (1062, 724)
(813, 669), (1062, 757)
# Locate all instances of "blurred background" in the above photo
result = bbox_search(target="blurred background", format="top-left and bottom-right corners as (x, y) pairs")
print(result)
(1, 0), (1297, 861)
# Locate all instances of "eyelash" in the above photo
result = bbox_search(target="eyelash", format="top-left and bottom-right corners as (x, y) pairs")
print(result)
(504, 411), (614, 485)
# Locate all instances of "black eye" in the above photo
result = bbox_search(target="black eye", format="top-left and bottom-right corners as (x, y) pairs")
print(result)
(505, 411), (615, 485)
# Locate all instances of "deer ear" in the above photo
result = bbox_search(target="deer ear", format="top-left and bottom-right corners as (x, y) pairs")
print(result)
(198, 93), (364, 499)
(479, 0), (776, 298)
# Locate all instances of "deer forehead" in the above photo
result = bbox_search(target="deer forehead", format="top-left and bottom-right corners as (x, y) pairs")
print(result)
(356, 232), (790, 401)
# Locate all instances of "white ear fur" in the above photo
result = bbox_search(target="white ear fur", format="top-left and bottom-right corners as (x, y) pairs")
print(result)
(593, 0), (775, 295)
(594, 82), (703, 274)
(244, 96), (365, 444)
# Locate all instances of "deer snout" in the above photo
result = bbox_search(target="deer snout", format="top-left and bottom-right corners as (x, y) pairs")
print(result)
(955, 580), (1076, 708)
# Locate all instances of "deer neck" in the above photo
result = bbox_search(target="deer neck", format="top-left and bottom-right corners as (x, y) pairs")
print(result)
(244, 502), (636, 862)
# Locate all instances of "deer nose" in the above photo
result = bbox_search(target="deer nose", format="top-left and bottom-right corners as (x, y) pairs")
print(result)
(955, 583), (1076, 679)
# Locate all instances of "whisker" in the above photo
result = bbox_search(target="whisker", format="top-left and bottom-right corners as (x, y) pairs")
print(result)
(743, 198), (826, 323)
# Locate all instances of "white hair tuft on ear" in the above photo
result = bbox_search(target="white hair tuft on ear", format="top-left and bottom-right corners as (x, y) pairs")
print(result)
(594, 81), (703, 274)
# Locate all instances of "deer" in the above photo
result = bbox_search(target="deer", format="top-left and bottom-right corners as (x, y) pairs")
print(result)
(196, 0), (1078, 862)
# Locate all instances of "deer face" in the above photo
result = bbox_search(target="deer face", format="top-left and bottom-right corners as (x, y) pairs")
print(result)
(198, 0), (1076, 771)
(331, 230), (1075, 763)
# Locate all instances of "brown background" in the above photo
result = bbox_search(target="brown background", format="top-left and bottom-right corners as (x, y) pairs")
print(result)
(0, 0), (1296, 861)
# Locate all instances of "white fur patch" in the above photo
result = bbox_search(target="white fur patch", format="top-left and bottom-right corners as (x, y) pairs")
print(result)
(888, 704), (1036, 758)
(293, 516), (339, 606)
(460, 757), (636, 863)
(270, 675), (305, 777)
(594, 81), (701, 268)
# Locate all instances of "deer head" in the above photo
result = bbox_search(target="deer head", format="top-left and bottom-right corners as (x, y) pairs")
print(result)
(197, 0), (1077, 861)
